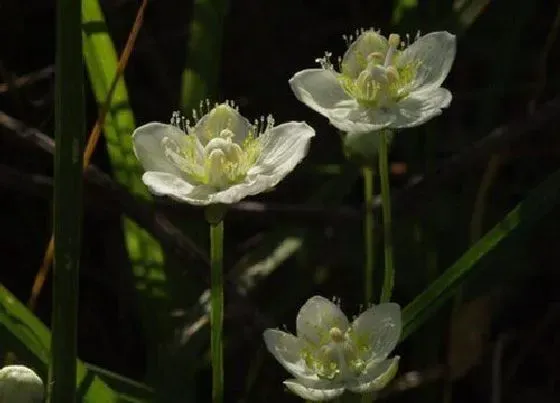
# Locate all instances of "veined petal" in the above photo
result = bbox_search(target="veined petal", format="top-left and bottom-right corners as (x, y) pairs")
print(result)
(263, 330), (318, 381)
(206, 176), (274, 204)
(329, 106), (395, 134)
(284, 379), (345, 402)
(250, 121), (315, 178)
(192, 103), (252, 145)
(141, 172), (214, 205)
(342, 30), (389, 79)
(296, 296), (349, 345)
(398, 31), (456, 95)
(347, 357), (399, 393)
(350, 303), (401, 363)
(289, 69), (355, 121)
(132, 122), (189, 176)
(391, 87), (452, 128)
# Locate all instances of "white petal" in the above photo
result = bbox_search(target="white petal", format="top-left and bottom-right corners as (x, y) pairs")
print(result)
(289, 69), (356, 121)
(350, 303), (401, 363)
(347, 357), (399, 393)
(250, 122), (314, 178)
(296, 296), (349, 345)
(391, 88), (452, 128)
(329, 106), (395, 134)
(132, 122), (188, 176)
(284, 379), (345, 401)
(207, 177), (273, 204)
(263, 330), (318, 381)
(341, 30), (389, 79)
(398, 31), (456, 95)
(192, 103), (252, 145)
(141, 172), (215, 205)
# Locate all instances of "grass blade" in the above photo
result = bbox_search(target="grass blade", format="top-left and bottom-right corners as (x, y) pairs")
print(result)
(402, 167), (560, 340)
(81, 0), (171, 368)
(0, 284), (152, 401)
(181, 0), (229, 111)
(49, 0), (84, 399)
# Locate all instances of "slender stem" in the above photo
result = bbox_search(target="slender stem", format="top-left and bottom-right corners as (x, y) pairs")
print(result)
(210, 221), (224, 403)
(379, 130), (395, 303)
(362, 166), (375, 304)
(48, 0), (84, 400)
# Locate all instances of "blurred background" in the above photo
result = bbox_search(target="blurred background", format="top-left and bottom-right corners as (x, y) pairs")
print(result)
(1, 0), (560, 402)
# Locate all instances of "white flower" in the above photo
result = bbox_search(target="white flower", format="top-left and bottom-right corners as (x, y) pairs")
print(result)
(132, 102), (315, 205)
(0, 365), (44, 402)
(289, 29), (456, 134)
(263, 296), (401, 401)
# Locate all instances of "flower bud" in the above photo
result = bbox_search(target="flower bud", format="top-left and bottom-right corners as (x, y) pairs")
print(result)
(0, 365), (44, 403)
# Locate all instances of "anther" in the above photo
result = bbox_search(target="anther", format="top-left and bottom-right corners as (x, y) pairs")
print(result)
(388, 33), (400, 48)
(329, 327), (344, 343)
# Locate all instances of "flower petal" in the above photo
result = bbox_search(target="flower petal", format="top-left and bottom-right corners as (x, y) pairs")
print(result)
(347, 357), (400, 393)
(329, 106), (395, 134)
(284, 379), (345, 401)
(296, 296), (349, 345)
(192, 103), (252, 145)
(132, 122), (189, 176)
(206, 177), (273, 204)
(263, 329), (318, 381)
(391, 88), (452, 128)
(250, 121), (314, 178)
(398, 31), (456, 95)
(141, 172), (215, 205)
(289, 69), (355, 121)
(342, 30), (389, 79)
(350, 302), (401, 363)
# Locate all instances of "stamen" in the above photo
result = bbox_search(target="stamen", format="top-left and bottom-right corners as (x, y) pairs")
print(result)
(384, 33), (401, 67)
(386, 66), (400, 83)
(315, 51), (333, 70)
(367, 52), (384, 64)
(329, 327), (344, 343)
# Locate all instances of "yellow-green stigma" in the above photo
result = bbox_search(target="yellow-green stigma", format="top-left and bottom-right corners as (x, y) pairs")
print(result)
(161, 103), (265, 189)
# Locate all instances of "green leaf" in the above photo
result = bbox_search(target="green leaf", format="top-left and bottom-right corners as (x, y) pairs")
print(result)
(0, 284), (153, 401)
(180, 0), (230, 112)
(402, 167), (560, 340)
(81, 0), (170, 373)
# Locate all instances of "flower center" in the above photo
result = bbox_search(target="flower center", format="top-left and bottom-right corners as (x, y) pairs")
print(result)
(300, 326), (371, 383)
(161, 111), (262, 189)
(333, 31), (419, 108)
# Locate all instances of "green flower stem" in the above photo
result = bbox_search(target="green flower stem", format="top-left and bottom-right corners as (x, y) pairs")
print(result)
(210, 220), (224, 403)
(49, 0), (84, 400)
(362, 166), (375, 304)
(379, 130), (395, 303)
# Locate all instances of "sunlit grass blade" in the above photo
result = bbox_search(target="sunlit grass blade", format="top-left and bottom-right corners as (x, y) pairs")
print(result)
(0, 284), (152, 401)
(49, 0), (84, 399)
(402, 167), (560, 340)
(81, 0), (170, 372)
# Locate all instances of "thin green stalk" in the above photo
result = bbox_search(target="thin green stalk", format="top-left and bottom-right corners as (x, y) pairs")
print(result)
(49, 0), (84, 399)
(379, 130), (394, 303)
(210, 221), (224, 403)
(362, 166), (375, 304)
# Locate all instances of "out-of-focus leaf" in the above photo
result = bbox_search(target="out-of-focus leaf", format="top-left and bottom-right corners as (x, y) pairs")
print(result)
(403, 166), (560, 340)
(181, 0), (229, 112)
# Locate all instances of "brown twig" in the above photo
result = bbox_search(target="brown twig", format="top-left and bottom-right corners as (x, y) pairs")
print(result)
(28, 0), (148, 310)
(0, 66), (55, 93)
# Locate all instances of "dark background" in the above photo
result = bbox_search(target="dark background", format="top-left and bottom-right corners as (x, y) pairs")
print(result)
(1, 0), (560, 402)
